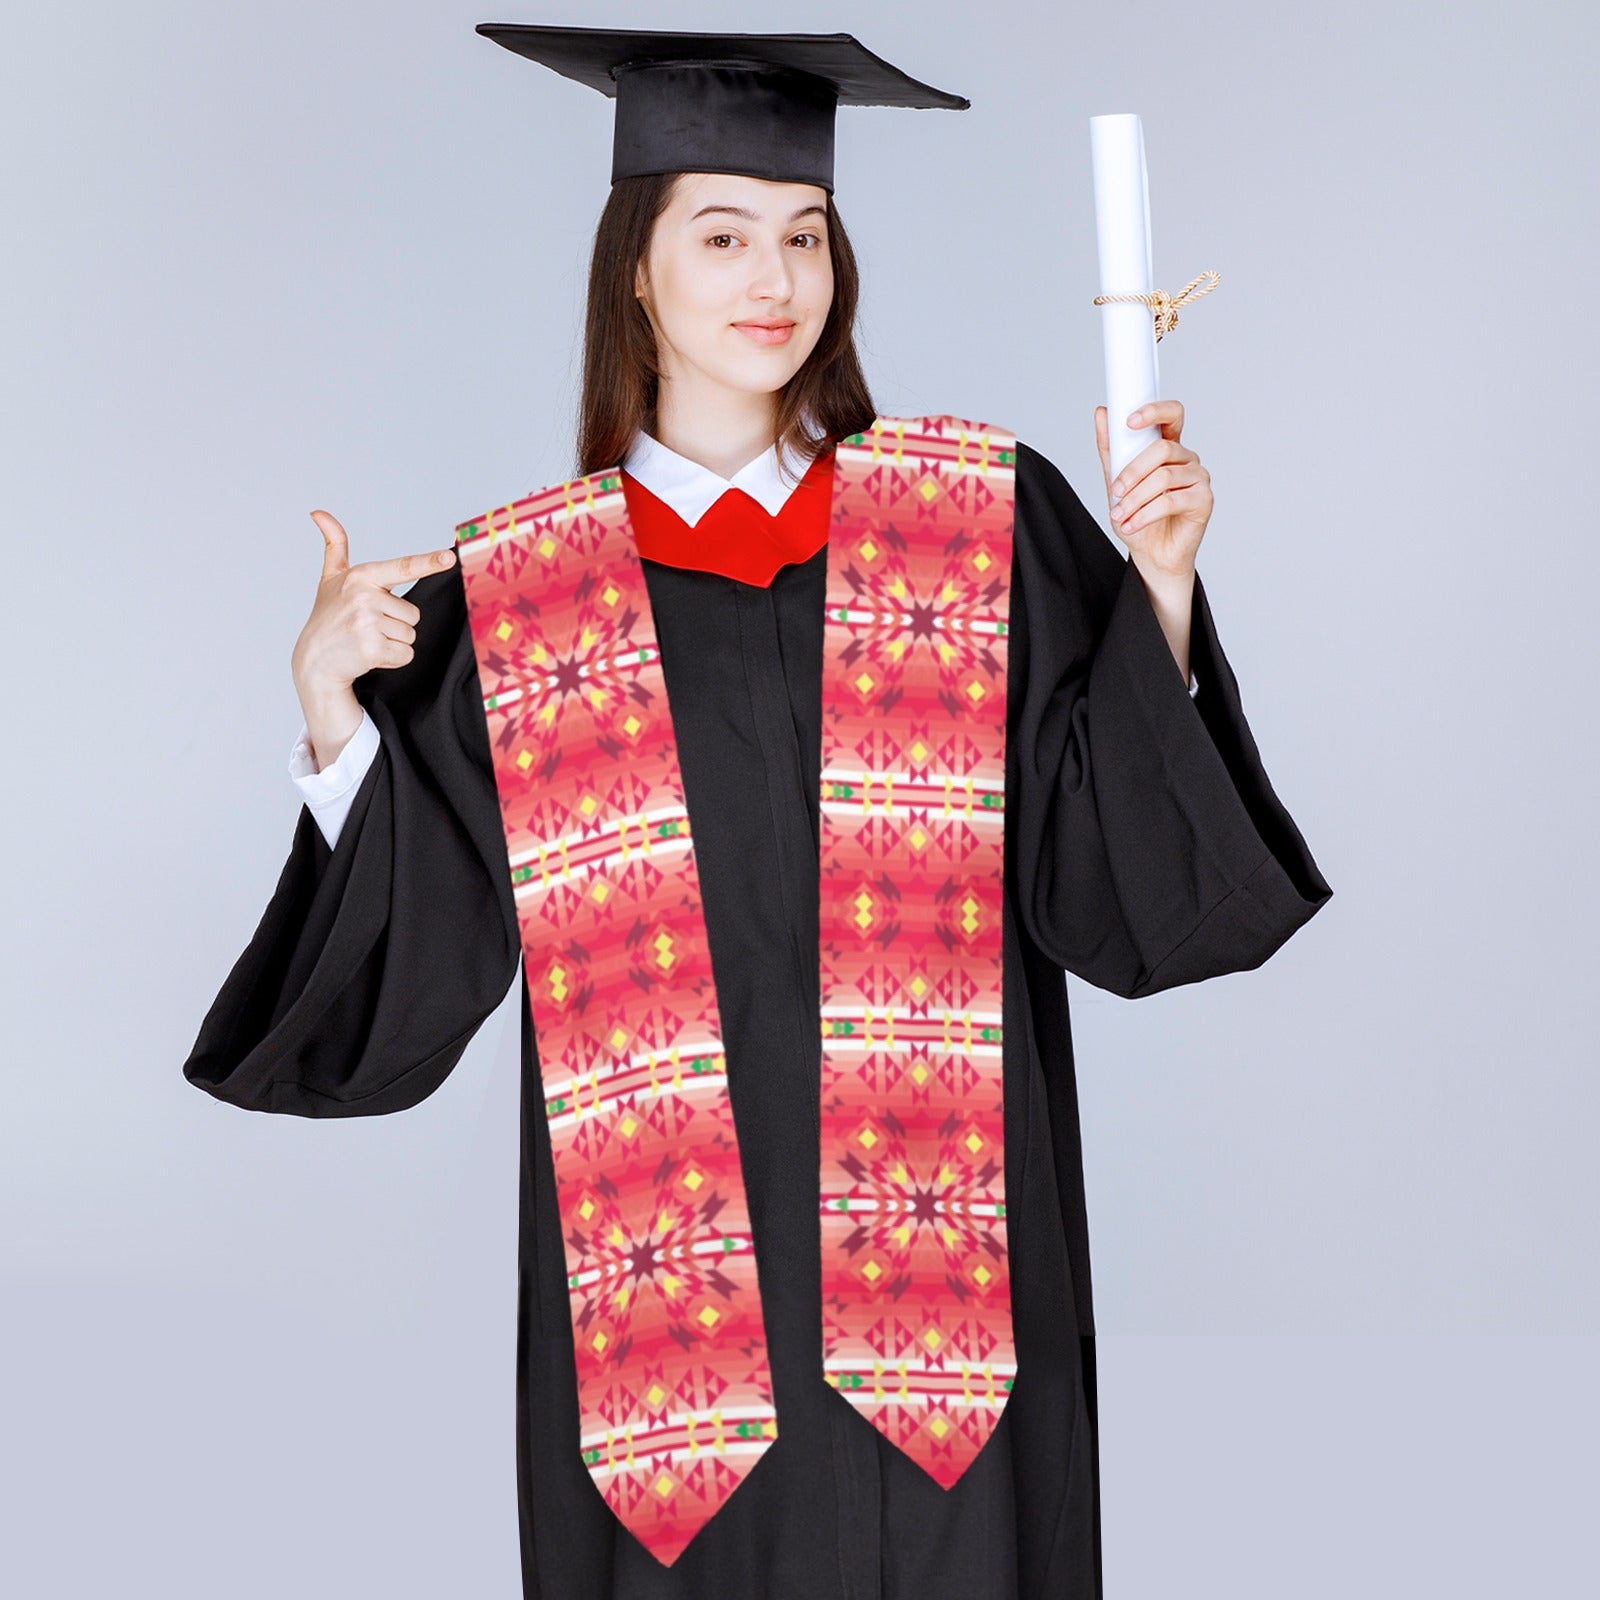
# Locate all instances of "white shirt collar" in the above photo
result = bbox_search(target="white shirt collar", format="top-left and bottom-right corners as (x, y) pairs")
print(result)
(621, 426), (818, 527)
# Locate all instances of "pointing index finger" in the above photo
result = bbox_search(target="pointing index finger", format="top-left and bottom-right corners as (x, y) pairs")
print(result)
(361, 547), (457, 590)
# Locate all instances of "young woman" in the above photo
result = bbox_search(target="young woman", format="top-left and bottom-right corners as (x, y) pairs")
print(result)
(185, 26), (1332, 1600)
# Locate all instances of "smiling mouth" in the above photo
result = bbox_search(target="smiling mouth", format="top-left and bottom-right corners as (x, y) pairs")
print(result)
(735, 321), (796, 344)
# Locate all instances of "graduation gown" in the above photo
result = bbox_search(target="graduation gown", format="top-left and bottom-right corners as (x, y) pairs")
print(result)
(183, 438), (1332, 1598)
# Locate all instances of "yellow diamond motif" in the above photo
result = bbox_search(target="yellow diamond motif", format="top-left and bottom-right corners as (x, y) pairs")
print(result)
(593, 1331), (608, 1352)
(918, 478), (940, 502)
(858, 1127), (878, 1149)
(591, 882), (609, 903)
(698, 1306), (720, 1328)
(863, 1260), (881, 1281)
(923, 1327), (942, 1350)
(912, 1063), (929, 1085)
(654, 1473), (675, 1498)
(910, 975), (927, 998)
(516, 750), (533, 771)
(495, 620), (514, 642)
(861, 539), (876, 561)
(974, 550), (991, 572)
(966, 1130), (984, 1154)
(549, 965), (568, 1003)
(623, 714), (640, 736)
(647, 1384), (665, 1406)
(974, 1264), (992, 1286)
(855, 671), (875, 695)
(611, 1027), (628, 1050)
(580, 794), (598, 816)
(620, 1115), (637, 1137)
(603, 584), (619, 605)
(911, 740), (928, 762)
(930, 1414), (950, 1438)
(910, 827), (927, 850)
(579, 1198), (594, 1220)
(966, 680), (985, 702)
(538, 537), (556, 558)
(684, 1169), (703, 1191)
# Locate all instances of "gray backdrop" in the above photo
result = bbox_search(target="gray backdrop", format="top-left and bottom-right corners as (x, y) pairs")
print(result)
(4, 0), (1594, 1593)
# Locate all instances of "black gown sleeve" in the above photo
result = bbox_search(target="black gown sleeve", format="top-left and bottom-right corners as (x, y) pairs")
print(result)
(1008, 438), (1333, 998)
(182, 561), (522, 1116)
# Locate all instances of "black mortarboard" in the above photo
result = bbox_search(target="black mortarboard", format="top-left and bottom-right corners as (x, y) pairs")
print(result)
(474, 23), (969, 193)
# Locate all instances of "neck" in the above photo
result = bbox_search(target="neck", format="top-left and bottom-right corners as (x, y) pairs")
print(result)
(652, 376), (781, 481)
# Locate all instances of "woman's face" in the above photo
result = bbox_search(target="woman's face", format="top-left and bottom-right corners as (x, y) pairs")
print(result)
(634, 171), (835, 402)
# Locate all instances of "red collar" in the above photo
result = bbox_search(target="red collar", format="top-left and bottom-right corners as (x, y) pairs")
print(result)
(622, 445), (835, 587)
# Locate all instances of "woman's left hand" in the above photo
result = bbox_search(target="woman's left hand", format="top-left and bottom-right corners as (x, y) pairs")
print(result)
(1094, 399), (1212, 580)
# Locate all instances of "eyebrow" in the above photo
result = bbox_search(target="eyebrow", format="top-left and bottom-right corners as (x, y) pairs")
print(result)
(689, 203), (827, 224)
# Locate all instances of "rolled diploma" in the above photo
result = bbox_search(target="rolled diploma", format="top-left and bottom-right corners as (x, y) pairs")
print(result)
(1090, 113), (1161, 487)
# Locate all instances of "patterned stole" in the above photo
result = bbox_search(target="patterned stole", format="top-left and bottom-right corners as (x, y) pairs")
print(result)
(453, 414), (1017, 1568)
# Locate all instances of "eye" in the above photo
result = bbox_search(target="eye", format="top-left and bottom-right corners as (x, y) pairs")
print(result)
(708, 233), (737, 249)
(791, 232), (824, 249)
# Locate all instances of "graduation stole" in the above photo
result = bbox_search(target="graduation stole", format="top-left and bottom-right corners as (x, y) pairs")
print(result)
(453, 413), (1018, 1568)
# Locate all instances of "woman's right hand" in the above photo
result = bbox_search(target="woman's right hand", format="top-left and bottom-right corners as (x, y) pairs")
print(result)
(291, 509), (458, 770)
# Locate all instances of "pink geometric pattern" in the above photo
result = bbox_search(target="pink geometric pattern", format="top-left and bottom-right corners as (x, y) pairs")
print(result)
(449, 413), (1018, 1564)
(818, 416), (1019, 1484)
(453, 474), (777, 1568)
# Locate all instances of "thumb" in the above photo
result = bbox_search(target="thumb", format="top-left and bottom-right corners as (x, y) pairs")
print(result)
(1093, 407), (1113, 499)
(310, 509), (349, 581)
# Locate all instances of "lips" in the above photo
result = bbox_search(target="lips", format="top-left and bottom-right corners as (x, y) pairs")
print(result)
(735, 320), (795, 345)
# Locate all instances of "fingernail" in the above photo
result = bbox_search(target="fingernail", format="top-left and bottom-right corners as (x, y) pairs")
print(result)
(1128, 411), (1142, 425)
(440, 549), (455, 564)
(1111, 494), (1122, 508)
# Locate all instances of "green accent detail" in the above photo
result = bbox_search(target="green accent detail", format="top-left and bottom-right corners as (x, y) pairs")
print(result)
(998, 447), (1016, 465)
(723, 1237), (737, 1252)
(978, 1025), (1003, 1042)
(996, 620), (1009, 635)
(547, 1097), (568, 1115)
(995, 1202), (1006, 1218)
(831, 1197), (851, 1211)
(828, 1020), (857, 1038)
(838, 1371), (866, 1390)
(598, 471), (623, 492)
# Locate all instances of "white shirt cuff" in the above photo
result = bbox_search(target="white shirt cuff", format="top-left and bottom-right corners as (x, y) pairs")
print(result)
(289, 707), (381, 849)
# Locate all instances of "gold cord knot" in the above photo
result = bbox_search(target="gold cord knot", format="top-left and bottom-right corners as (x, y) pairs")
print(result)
(1092, 269), (1220, 341)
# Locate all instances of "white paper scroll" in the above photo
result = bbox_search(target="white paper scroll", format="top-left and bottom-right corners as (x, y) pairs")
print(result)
(1090, 113), (1161, 485)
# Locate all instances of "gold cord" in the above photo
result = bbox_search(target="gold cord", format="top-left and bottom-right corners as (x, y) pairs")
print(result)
(1093, 269), (1219, 341)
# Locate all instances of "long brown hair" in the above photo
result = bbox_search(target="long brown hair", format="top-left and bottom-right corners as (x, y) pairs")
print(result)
(573, 172), (878, 482)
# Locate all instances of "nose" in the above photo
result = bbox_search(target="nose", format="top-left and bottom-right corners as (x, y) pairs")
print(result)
(744, 236), (796, 303)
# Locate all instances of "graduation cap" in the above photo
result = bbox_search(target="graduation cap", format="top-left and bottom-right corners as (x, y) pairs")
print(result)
(474, 23), (970, 192)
